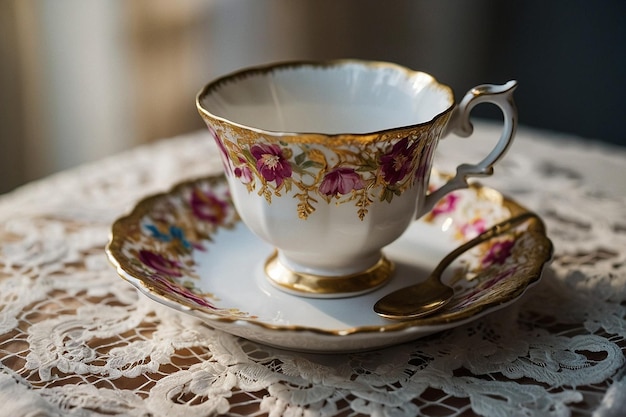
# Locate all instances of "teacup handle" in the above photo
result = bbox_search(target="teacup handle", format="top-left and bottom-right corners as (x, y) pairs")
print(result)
(418, 80), (518, 218)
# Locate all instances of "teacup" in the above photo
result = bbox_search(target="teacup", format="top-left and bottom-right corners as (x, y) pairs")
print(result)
(196, 60), (517, 298)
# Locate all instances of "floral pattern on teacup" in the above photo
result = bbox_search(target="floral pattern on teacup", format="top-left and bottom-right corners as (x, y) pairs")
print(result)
(208, 122), (444, 220)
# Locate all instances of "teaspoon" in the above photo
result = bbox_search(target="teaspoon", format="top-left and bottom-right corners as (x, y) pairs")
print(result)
(374, 212), (538, 320)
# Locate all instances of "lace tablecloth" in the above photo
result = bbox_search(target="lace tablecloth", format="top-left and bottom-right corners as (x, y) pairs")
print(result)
(1, 122), (625, 417)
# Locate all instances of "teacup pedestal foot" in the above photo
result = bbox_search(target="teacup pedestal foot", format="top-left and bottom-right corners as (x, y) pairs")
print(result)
(264, 251), (394, 298)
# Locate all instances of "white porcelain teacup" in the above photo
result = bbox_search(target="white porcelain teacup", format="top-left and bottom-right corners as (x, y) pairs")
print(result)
(197, 60), (517, 298)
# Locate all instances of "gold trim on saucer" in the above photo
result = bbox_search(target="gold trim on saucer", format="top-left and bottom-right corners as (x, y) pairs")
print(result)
(106, 173), (553, 351)
(264, 251), (394, 297)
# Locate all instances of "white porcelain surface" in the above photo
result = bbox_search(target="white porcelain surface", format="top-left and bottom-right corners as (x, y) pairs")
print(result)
(199, 61), (452, 134)
(107, 173), (552, 353)
(196, 61), (519, 289)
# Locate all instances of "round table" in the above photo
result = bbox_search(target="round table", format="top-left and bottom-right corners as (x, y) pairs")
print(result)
(1, 122), (625, 416)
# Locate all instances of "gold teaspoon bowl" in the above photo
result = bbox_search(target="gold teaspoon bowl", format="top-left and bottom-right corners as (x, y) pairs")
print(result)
(374, 212), (540, 320)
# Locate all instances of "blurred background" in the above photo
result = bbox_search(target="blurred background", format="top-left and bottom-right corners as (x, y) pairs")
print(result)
(1, 0), (624, 194)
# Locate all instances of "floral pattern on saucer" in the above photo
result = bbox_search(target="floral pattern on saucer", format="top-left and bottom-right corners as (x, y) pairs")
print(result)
(108, 176), (253, 317)
(424, 173), (510, 241)
(422, 176), (551, 319)
(106, 173), (552, 352)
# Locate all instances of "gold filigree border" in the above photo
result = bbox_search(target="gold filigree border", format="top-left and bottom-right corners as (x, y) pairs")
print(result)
(196, 59), (456, 144)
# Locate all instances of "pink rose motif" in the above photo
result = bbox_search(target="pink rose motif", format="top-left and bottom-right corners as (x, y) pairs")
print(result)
(139, 250), (184, 277)
(250, 144), (292, 186)
(319, 167), (364, 196)
(460, 217), (487, 239)
(190, 189), (229, 224)
(234, 156), (253, 184)
(151, 275), (216, 309)
(430, 193), (460, 218)
(482, 239), (515, 267)
(380, 137), (417, 185)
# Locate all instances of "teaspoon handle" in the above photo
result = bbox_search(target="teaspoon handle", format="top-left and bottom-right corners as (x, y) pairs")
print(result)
(432, 212), (541, 278)
(374, 212), (541, 320)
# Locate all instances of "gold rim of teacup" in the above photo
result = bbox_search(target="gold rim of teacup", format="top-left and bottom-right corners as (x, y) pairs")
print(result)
(196, 59), (456, 143)
(264, 251), (394, 297)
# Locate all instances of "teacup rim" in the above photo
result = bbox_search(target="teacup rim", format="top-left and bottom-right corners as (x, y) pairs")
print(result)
(196, 59), (456, 139)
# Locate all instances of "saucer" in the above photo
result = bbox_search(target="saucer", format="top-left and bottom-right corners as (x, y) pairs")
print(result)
(106, 173), (552, 352)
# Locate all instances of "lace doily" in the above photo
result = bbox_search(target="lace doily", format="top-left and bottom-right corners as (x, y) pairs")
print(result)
(0, 123), (624, 417)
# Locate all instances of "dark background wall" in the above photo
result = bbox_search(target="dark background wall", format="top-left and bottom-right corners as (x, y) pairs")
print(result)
(298, 0), (626, 147)
(1, 0), (624, 195)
